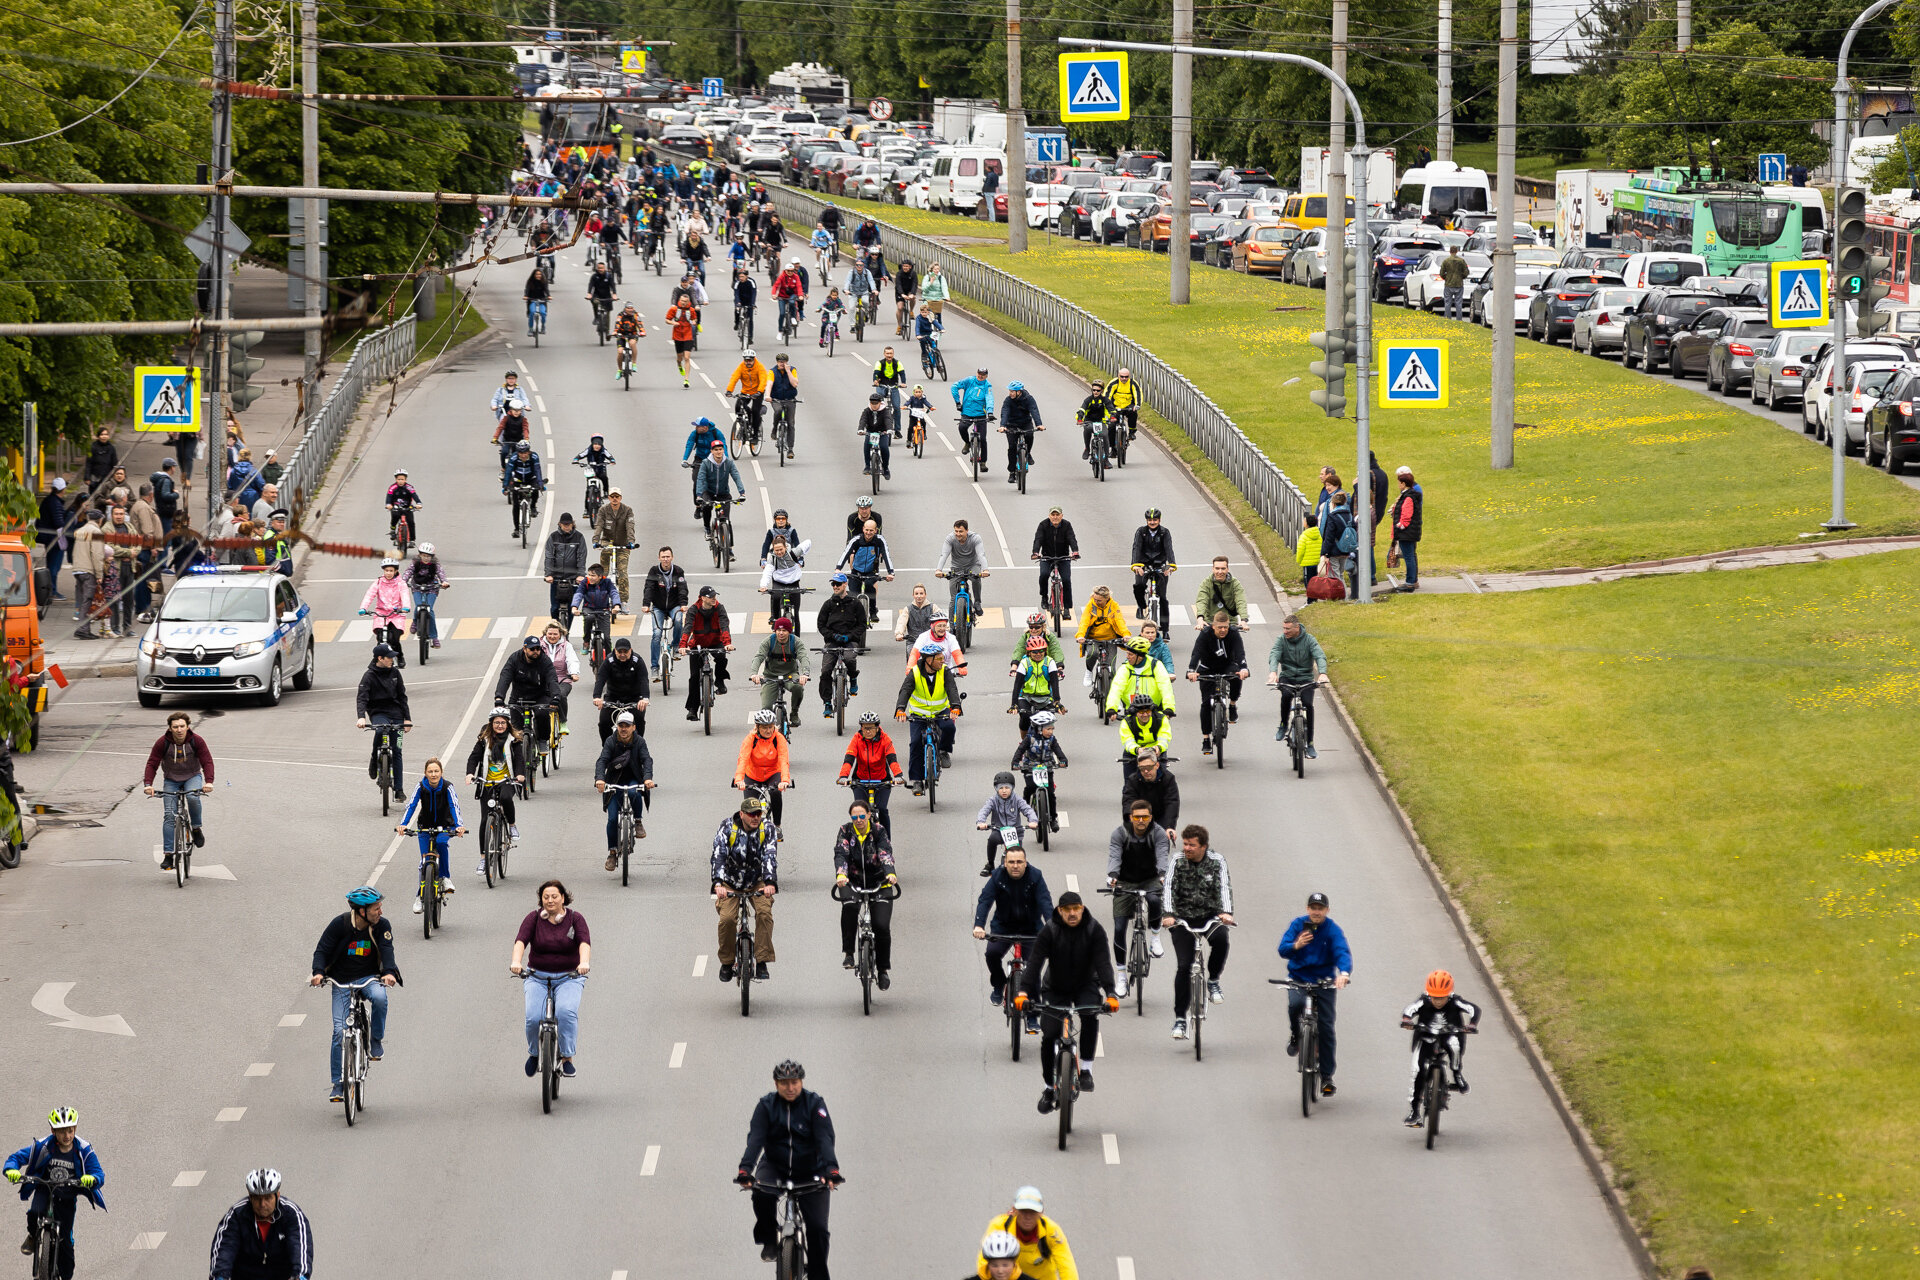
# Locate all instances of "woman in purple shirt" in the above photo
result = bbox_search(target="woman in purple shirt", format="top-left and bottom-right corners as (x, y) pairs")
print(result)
(510, 880), (591, 1077)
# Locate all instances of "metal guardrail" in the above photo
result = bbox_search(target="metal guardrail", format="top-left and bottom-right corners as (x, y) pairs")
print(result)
(283, 315), (416, 522)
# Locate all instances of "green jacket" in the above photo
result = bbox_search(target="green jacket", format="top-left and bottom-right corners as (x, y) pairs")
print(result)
(752, 633), (811, 679)
(1010, 630), (1065, 667)
(1438, 253), (1471, 287)
(1267, 630), (1327, 682)
(1193, 573), (1248, 623)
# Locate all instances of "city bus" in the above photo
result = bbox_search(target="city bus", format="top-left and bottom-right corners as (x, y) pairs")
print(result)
(1609, 168), (1804, 275)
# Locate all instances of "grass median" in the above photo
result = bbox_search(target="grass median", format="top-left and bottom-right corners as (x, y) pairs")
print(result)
(813, 189), (1920, 572)
(1309, 553), (1920, 1279)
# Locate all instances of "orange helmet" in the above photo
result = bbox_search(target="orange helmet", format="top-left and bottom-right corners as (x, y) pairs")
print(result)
(1425, 970), (1454, 998)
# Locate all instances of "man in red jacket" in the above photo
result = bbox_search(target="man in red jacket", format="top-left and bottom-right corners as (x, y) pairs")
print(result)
(142, 711), (214, 871)
(679, 585), (735, 718)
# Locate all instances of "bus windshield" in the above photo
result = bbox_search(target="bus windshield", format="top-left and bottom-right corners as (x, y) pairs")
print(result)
(1707, 199), (1793, 248)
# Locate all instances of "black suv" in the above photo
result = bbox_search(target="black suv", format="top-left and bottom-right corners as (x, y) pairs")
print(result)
(1621, 289), (1720, 374)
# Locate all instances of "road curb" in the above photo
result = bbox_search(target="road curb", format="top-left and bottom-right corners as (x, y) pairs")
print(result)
(1320, 682), (1662, 1277)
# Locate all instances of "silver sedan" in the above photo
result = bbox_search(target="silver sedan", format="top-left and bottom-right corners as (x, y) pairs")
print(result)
(1570, 288), (1647, 356)
(1746, 331), (1827, 411)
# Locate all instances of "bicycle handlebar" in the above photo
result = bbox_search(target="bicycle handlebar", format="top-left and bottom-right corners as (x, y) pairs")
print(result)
(831, 883), (901, 902)
(1269, 977), (1341, 990)
(327, 977), (382, 990)
(1168, 918), (1234, 936)
(148, 788), (211, 795)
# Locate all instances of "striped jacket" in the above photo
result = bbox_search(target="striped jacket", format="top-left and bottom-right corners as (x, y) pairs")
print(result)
(1167, 848), (1233, 919)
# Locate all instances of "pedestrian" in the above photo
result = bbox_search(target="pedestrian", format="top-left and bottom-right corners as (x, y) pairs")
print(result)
(1294, 510), (1323, 592)
(102, 504), (137, 633)
(1317, 491), (1357, 591)
(34, 478), (68, 598)
(82, 427), (117, 499)
(149, 459), (180, 529)
(69, 509), (105, 638)
(131, 485), (165, 620)
(1438, 244), (1470, 322)
(1386, 466), (1424, 592)
(920, 261), (949, 327)
(259, 449), (284, 487)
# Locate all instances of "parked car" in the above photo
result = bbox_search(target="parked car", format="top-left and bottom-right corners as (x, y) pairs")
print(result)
(1085, 191), (1158, 243)
(737, 134), (788, 172)
(1402, 250), (1489, 310)
(1233, 223), (1301, 275)
(1184, 214), (1230, 258)
(1746, 332), (1827, 410)
(1569, 287), (1648, 356)
(1703, 314), (1782, 394)
(1864, 365), (1920, 473)
(1207, 220), (1255, 268)
(1221, 165), (1278, 190)
(1025, 183), (1074, 228)
(1620, 288), (1720, 373)
(1144, 200), (1212, 251)
(1526, 270), (1622, 343)
(1665, 306), (1767, 380)
(1835, 362), (1908, 450)
(1470, 265), (1551, 328)
(1371, 236), (1445, 301)
(1803, 346), (1911, 444)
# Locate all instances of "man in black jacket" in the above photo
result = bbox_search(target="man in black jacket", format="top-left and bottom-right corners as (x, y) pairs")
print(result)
(354, 645), (412, 781)
(1118, 747), (1180, 843)
(736, 1059), (842, 1278)
(207, 1172), (314, 1280)
(999, 382), (1043, 482)
(1129, 508), (1176, 620)
(308, 886), (400, 1103)
(1185, 611), (1250, 754)
(815, 573), (869, 710)
(972, 847), (1054, 1020)
(593, 638), (652, 740)
(494, 636), (561, 744)
(1014, 891), (1118, 1113)
(641, 546), (689, 670)
(593, 711), (654, 868)
(1029, 507), (1079, 614)
(543, 514), (590, 622)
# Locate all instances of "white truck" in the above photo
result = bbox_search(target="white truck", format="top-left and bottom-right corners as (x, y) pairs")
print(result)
(1554, 169), (1633, 249)
(1298, 147), (1396, 203)
(933, 97), (1000, 145)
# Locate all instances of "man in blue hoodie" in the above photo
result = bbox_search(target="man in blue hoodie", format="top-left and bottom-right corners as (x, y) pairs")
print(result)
(1277, 891), (1353, 1096)
(5, 1107), (105, 1280)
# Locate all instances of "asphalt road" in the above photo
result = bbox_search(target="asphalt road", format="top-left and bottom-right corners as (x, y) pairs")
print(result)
(1, 226), (1642, 1280)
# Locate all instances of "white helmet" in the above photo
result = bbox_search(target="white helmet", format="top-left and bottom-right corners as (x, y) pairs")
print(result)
(244, 1168), (282, 1195)
(417, 542), (435, 556)
(981, 1231), (1021, 1260)
(752, 709), (778, 726)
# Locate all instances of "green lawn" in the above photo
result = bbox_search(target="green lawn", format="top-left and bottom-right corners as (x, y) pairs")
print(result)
(1310, 554), (1920, 1279)
(408, 277), (489, 365)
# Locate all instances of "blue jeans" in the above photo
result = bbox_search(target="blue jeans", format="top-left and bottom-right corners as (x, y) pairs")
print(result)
(410, 588), (440, 640)
(650, 606), (684, 668)
(417, 832), (449, 881)
(330, 980), (389, 1086)
(905, 716), (955, 782)
(527, 298), (547, 333)
(604, 787), (647, 848)
(1442, 286), (1464, 321)
(161, 774), (203, 852)
(523, 971), (583, 1057)
(1287, 985), (1338, 1080)
(1396, 538), (1419, 585)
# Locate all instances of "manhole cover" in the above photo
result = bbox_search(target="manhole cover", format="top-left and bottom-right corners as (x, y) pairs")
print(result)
(57, 859), (131, 868)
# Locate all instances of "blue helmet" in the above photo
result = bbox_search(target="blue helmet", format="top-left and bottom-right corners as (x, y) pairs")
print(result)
(346, 886), (383, 908)
(918, 640), (944, 656)
(1008, 381), (1025, 392)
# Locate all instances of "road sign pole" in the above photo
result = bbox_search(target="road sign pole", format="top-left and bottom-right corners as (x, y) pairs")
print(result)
(1006, 0), (1027, 254)
(207, 0), (237, 523)
(1170, 0), (1192, 303)
(301, 0), (322, 406)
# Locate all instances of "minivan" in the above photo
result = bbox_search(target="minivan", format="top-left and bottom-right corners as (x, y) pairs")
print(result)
(1618, 252), (1709, 289)
(1393, 162), (1492, 225)
(929, 148), (1006, 215)
(1278, 192), (1355, 232)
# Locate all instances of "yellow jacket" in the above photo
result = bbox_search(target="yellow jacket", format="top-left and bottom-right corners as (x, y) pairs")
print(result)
(1074, 595), (1130, 642)
(1295, 526), (1323, 568)
(1106, 656), (1175, 717)
(1102, 376), (1139, 410)
(976, 1214), (1077, 1280)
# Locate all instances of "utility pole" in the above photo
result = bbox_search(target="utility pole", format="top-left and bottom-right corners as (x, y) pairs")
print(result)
(300, 0), (321, 400)
(22, 403), (36, 497)
(1006, 0), (1027, 253)
(1170, 0), (1193, 302)
(206, 0), (237, 521)
(1676, 0), (1691, 51)
(1324, 0), (1347, 346)
(1436, 0), (1454, 162)
(1490, 0), (1517, 469)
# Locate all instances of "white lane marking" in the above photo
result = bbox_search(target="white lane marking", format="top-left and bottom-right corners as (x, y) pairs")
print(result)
(489, 616), (529, 638)
(953, 456), (973, 479)
(339, 618), (375, 643)
(692, 954), (708, 978)
(129, 1233), (166, 1250)
(535, 395), (548, 413)
(760, 485), (773, 527)
(215, 1107), (246, 1122)
(936, 431), (955, 452)
(699, 371), (716, 388)
(278, 1014), (305, 1027)
(1065, 874), (1079, 893)
(378, 846), (396, 866)
(195, 863), (236, 880)
(522, 372), (538, 392)
(515, 359), (529, 375)
(640, 1145), (660, 1176)
(1168, 605), (1190, 627)
(32, 983), (133, 1036)
(366, 863), (385, 887)
(613, 1273), (629, 1280)
(244, 1063), (273, 1077)
(669, 1042), (687, 1069)
(1117, 1258), (1136, 1280)
(171, 1171), (205, 1188)
(971, 481), (1015, 566)
(1095, 1036), (1106, 1058)
(750, 460), (764, 482)
(1103, 1133), (1120, 1164)
(1057, 812), (1070, 829)
(1246, 604), (1266, 625)
(542, 417), (552, 434)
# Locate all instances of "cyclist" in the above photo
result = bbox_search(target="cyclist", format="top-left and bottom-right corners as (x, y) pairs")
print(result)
(1194, 555), (1250, 630)
(208, 1169), (312, 1280)
(404, 542), (447, 651)
(912, 303), (938, 367)
(594, 711), (655, 868)
(1013, 891), (1118, 1112)
(1102, 366), (1141, 441)
(682, 415), (730, 507)
(902, 381), (935, 445)
(892, 258), (919, 337)
(1401, 969), (1481, 1126)
(355, 643), (412, 781)
(464, 709), (526, 847)
(975, 1188), (1076, 1280)
(359, 556), (409, 658)
(817, 286), (848, 348)
(510, 880), (591, 1078)
(493, 634), (560, 745)
(1186, 611), (1250, 755)
(1106, 635), (1175, 721)
(759, 531), (809, 620)
(732, 266), (758, 345)
(1163, 823), (1233, 1040)
(853, 214), (882, 261)
(593, 639), (652, 740)
(398, 758), (463, 914)
(1279, 891), (1353, 1098)
(837, 519), (894, 616)
(760, 509), (803, 565)
(591, 487), (637, 604)
(772, 259), (805, 332)
(585, 259), (618, 328)
(1266, 613), (1329, 758)
(502, 440), (547, 525)
(1129, 508), (1176, 621)
(871, 346), (907, 426)
(385, 467), (422, 547)
(1011, 708), (1068, 816)
(573, 434), (616, 502)
(768, 353), (799, 459)
(1106, 797), (1169, 998)
(679, 586), (735, 720)
(846, 252), (877, 326)
(976, 770), (1039, 876)
(818, 202), (843, 242)
(734, 709), (794, 826)
(309, 885), (400, 1104)
(1119, 746), (1179, 844)
(493, 398), (531, 473)
(1011, 610), (1067, 674)
(666, 295), (698, 387)
(894, 640), (961, 793)
(906, 609), (966, 677)
(845, 495), (882, 541)
(682, 228), (711, 284)
(726, 350), (771, 442)
(1072, 585), (1129, 688)
(833, 799), (898, 985)
(544, 514), (589, 624)
(611, 305), (645, 378)
(816, 572), (868, 708)
(1029, 506), (1079, 615)
(856, 392), (897, 481)
(540, 619), (581, 736)
(695, 437), (748, 536)
(1138, 618), (1175, 672)
(142, 711), (213, 873)
(999, 381), (1044, 483)
(750, 616), (811, 732)
(1009, 632), (1062, 731)
(935, 518), (988, 614)
(712, 794), (779, 982)
(642, 546), (688, 671)
(736, 1060), (840, 1274)
(488, 365), (520, 413)
(837, 712), (906, 832)
(1117, 693), (1172, 780)
(972, 845), (1053, 1018)
(524, 265), (551, 334)
(809, 221), (836, 276)
(4, 1107), (103, 1280)
(952, 366), (994, 449)
(1077, 378), (1115, 461)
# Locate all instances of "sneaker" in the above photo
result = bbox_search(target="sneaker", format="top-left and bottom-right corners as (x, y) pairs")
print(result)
(1171, 1017), (1188, 1039)
(328, 1088), (345, 1103)
(161, 853), (175, 871)
(635, 822), (646, 839)
(606, 853), (619, 871)
(1082, 671), (1093, 688)
(1306, 745), (1318, 759)
(1404, 1107), (1422, 1127)
(849, 679), (859, 695)
(1229, 702), (1239, 723)
(1450, 1072), (1469, 1094)
(1275, 726), (1285, 742)
(475, 862), (487, 875)
(412, 897), (424, 914)
(822, 704), (834, 718)
(1114, 973), (1129, 999)
(912, 783), (924, 796)
(1286, 1033), (1300, 1057)
(1025, 1015), (1040, 1034)
(938, 750), (952, 769)
(843, 952), (855, 970)
(442, 881), (454, 895)
(1149, 933), (1164, 958)
(686, 710), (700, 721)
(754, 962), (770, 980)
(1077, 1069), (1095, 1091)
(524, 1056), (538, 1077)
(370, 1041), (384, 1060)
(1037, 1087), (1056, 1114)
(508, 825), (519, 840)
(1200, 737), (1213, 756)
(877, 971), (890, 990)
(1006, 473), (1016, 484)
(989, 987), (1004, 1007)
(431, 639), (442, 649)
(718, 964), (735, 982)
(190, 826), (205, 848)
(561, 1060), (577, 1077)
(761, 1242), (781, 1262)
(1207, 980), (1224, 1004)
(1321, 1080), (1337, 1097)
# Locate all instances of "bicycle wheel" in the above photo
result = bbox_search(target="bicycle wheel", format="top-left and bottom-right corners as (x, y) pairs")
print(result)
(936, 349), (948, 380)
(1193, 982), (1205, 1062)
(540, 741), (550, 778)
(429, 872), (442, 931)
(418, 613), (431, 666)
(1034, 790), (1051, 851)
(660, 651), (672, 694)
(738, 934), (753, 1017)
(859, 934), (873, 1016)
(1009, 1004), (1022, 1062)
(1214, 698), (1228, 769)
(1049, 579), (1064, 637)
(619, 810), (634, 886)
(344, 1047), (357, 1126)
(779, 1237), (800, 1280)
(422, 870), (434, 940)
(1017, 449), (1028, 495)
(540, 1025), (555, 1114)
(379, 760), (391, 818)
(1301, 1020), (1319, 1117)
(1293, 723), (1306, 778)
(719, 525), (733, 575)
(482, 815), (500, 887)
(1425, 1065), (1444, 1148)
(519, 502), (530, 550)
(702, 669), (714, 737)
(1056, 1042), (1075, 1149)
(834, 673), (846, 737)
(32, 1227), (54, 1280)
(953, 600), (972, 650)
(1131, 934), (1147, 1015)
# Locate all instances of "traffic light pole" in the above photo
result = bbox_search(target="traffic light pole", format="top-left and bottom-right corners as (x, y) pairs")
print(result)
(1059, 36), (1375, 600)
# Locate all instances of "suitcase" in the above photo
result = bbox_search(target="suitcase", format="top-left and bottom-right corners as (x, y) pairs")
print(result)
(1305, 574), (1347, 602)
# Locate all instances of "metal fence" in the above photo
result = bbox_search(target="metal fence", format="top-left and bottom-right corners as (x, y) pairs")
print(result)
(759, 181), (1310, 548)
(283, 315), (416, 522)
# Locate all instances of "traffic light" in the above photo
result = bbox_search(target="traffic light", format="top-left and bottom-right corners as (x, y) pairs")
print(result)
(1340, 244), (1361, 330)
(227, 330), (266, 411)
(1836, 186), (1869, 299)
(1308, 330), (1349, 417)
(1860, 252), (1894, 337)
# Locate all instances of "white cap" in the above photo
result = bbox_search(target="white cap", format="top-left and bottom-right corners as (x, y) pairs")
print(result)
(1012, 1186), (1043, 1212)
(1396, 465), (1413, 476)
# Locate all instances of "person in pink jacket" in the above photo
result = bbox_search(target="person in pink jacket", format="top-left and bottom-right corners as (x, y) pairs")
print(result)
(361, 558), (411, 664)
(539, 620), (580, 736)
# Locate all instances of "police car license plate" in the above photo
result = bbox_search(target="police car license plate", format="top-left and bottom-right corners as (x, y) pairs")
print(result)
(175, 666), (220, 677)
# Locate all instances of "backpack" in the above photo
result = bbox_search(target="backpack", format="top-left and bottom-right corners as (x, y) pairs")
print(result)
(1332, 511), (1358, 556)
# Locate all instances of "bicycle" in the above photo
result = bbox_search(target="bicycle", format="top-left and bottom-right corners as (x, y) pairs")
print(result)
(538, 693), (564, 779)
(13, 1176), (80, 1280)
(778, 296), (799, 345)
(1004, 428), (1036, 494)
(1039, 556), (1071, 636)
(1035, 1001), (1105, 1150)
(1171, 918), (1232, 1061)
(814, 642), (858, 737)
(961, 413), (994, 481)
(576, 460), (606, 522)
(1101, 885), (1155, 1016)
(747, 1178), (833, 1280)
(764, 586), (815, 632)
(1134, 561), (1174, 632)
(834, 881), (901, 1015)
(822, 312), (840, 357)
(410, 584), (441, 667)
(508, 701), (546, 794)
(905, 405), (930, 458)
(862, 418), (886, 495)
(581, 606), (614, 673)
(770, 398), (799, 465)
(150, 786), (207, 887)
(851, 291), (873, 343)
(591, 296), (613, 345)
(517, 970), (585, 1114)
(911, 711), (950, 812)
(843, 775), (902, 830)
(616, 338), (637, 390)
(940, 570), (987, 649)
(1084, 415), (1110, 482)
(549, 574), (578, 635)
(526, 298), (548, 345)
(604, 782), (652, 886)
(1197, 673), (1234, 768)
(730, 392), (764, 457)
(1271, 977), (1338, 1117)
(988, 933), (1038, 1059)
(687, 645), (726, 736)
(815, 242), (834, 283)
(405, 825), (458, 940)
(706, 494), (745, 574)
(388, 503), (419, 557)
(1084, 638), (1118, 711)
(509, 480), (539, 549)
(735, 303), (754, 349)
(1023, 761), (1062, 851)
(1275, 681), (1317, 778)
(364, 722), (406, 816)
(920, 330), (948, 381)
(718, 883), (766, 1016)
(1409, 1019), (1478, 1148)
(359, 606), (410, 664)
(329, 976), (379, 1125)
(758, 674), (805, 740)
(475, 780), (516, 887)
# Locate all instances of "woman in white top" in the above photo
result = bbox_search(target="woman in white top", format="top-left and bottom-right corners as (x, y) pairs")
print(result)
(758, 535), (812, 627)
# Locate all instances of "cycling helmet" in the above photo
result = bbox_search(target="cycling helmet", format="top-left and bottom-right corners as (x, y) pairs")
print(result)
(620, 302), (635, 312)
(515, 440), (532, 451)
(380, 557), (400, 569)
(1026, 611), (1048, 628)
(993, 770), (1016, 788)
(1129, 693), (1155, 711)
(393, 467), (409, 477)
(1426, 970), (1455, 998)
(981, 1231), (1021, 1261)
(345, 886), (384, 908)
(372, 643), (397, 659)
(1029, 710), (1056, 728)
(856, 496), (874, 508)
(47, 1107), (77, 1130)
(244, 1168), (282, 1196)
(772, 507), (789, 520)
(789, 259), (801, 267)
(744, 349), (758, 360)
(505, 396), (528, 412)
(590, 432), (605, 441)
(504, 368), (519, 378)
(929, 608), (949, 622)
(1123, 636), (1151, 653)
(417, 542), (435, 556)
(490, 706), (512, 721)
(917, 640), (944, 656)
(1024, 633), (1048, 654)
(1144, 507), (1162, 520)
(1008, 381), (1025, 391)
(857, 711), (881, 726)
(752, 709), (778, 726)
(694, 416), (715, 428)
(772, 1059), (805, 1081)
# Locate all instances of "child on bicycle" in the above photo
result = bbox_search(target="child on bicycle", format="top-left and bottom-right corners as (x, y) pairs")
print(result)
(1009, 631), (1064, 733)
(572, 434), (617, 494)
(361, 558), (410, 659)
(1400, 969), (1481, 1126)
(975, 770), (1040, 876)
(464, 710), (526, 847)
(398, 758), (465, 912)
(385, 469), (422, 546)
(818, 286), (848, 348)
(903, 384), (934, 444)
(914, 303), (939, 368)
(1010, 708), (1069, 818)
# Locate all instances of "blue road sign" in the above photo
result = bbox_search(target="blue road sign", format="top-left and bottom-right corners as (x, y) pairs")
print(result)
(1057, 53), (1129, 122)
(1758, 153), (1788, 182)
(1032, 135), (1067, 163)
(703, 77), (724, 99)
(134, 367), (200, 432)
(1769, 259), (1829, 328)
(1377, 342), (1449, 407)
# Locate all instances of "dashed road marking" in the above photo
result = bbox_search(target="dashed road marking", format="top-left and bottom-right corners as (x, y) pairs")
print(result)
(1065, 874), (1079, 894)
(244, 1063), (273, 1077)
(215, 1107), (245, 1122)
(1117, 1258), (1136, 1280)
(535, 395), (547, 413)
(522, 373), (538, 393)
(692, 954), (708, 978)
(195, 864), (236, 880)
(640, 1145), (661, 1176)
(171, 1171), (204, 1188)
(936, 431), (955, 452)
(129, 1232), (166, 1250)
(278, 1014), (305, 1027)
(365, 864), (385, 887)
(1057, 812), (1070, 829)
(669, 1042), (687, 1068)
(1103, 1133), (1120, 1164)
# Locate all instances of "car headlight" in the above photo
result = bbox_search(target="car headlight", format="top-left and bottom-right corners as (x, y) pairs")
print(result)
(230, 640), (263, 658)
(139, 638), (167, 659)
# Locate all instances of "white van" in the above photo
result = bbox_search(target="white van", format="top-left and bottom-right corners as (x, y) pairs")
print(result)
(929, 148), (1006, 214)
(1392, 161), (1492, 224)
(1617, 252), (1709, 289)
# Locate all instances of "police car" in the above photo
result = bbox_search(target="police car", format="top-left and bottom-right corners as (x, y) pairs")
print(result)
(135, 566), (316, 708)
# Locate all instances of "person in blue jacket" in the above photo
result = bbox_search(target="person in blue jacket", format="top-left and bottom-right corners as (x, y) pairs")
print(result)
(5, 1107), (105, 1280)
(682, 416), (731, 513)
(951, 367), (994, 447)
(1277, 890), (1353, 1096)
(397, 759), (465, 914)
(972, 846), (1054, 1031)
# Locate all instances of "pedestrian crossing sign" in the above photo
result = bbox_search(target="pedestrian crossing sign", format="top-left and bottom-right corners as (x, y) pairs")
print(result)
(134, 366), (201, 432)
(620, 47), (647, 73)
(1377, 342), (1449, 407)
(1769, 259), (1828, 328)
(1058, 53), (1129, 122)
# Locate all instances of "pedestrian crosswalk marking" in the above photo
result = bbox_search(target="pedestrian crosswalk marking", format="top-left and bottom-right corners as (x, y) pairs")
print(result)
(488, 616), (527, 639)
(451, 616), (490, 640)
(1069, 64), (1118, 107)
(1390, 355), (1436, 394)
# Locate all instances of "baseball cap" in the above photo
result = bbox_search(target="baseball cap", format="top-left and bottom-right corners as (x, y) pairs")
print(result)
(614, 638), (632, 652)
(698, 585), (719, 598)
(829, 572), (849, 584)
(49, 477), (66, 490)
(615, 711), (636, 725)
(1306, 892), (1329, 908)
(1396, 466), (1413, 476)
(609, 487), (623, 497)
(523, 635), (542, 649)
(1047, 505), (1062, 515)
(1012, 1186), (1044, 1212)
